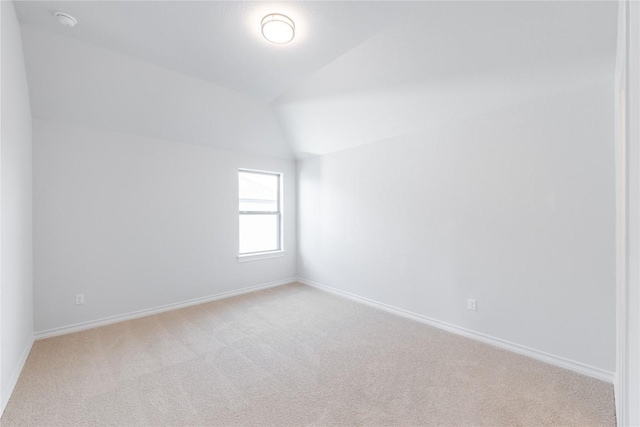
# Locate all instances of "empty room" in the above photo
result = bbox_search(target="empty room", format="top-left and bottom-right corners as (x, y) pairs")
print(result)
(1, 0), (639, 426)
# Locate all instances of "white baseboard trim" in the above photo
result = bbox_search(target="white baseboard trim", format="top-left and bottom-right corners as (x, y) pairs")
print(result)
(1, 334), (35, 417)
(35, 278), (297, 340)
(298, 277), (614, 383)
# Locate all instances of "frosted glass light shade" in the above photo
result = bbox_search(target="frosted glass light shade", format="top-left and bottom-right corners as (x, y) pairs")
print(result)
(261, 14), (295, 44)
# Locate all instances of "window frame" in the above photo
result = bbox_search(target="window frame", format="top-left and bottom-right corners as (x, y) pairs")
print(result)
(237, 168), (284, 259)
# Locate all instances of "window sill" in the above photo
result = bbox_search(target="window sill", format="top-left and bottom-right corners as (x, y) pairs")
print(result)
(237, 250), (285, 263)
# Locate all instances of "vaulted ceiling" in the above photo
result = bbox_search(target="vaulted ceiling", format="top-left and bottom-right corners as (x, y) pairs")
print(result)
(15, 1), (415, 101)
(15, 1), (618, 159)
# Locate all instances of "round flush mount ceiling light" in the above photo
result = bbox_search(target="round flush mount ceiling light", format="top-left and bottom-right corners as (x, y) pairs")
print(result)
(54, 12), (78, 27)
(261, 13), (295, 44)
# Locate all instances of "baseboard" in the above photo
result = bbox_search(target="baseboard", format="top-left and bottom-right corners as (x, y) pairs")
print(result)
(1, 334), (35, 416)
(35, 278), (297, 340)
(298, 278), (615, 383)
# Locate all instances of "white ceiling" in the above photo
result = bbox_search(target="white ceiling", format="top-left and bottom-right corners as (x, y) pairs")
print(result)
(14, 1), (619, 159)
(20, 25), (295, 158)
(14, 1), (414, 101)
(273, 1), (619, 156)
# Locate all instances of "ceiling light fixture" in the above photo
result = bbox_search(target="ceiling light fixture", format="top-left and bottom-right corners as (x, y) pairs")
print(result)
(54, 12), (77, 27)
(261, 13), (295, 44)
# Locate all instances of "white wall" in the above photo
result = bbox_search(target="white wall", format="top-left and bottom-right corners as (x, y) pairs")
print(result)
(0, 0), (34, 414)
(33, 119), (296, 333)
(297, 79), (616, 374)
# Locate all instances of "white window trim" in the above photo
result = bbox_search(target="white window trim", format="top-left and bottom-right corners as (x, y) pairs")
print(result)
(238, 168), (284, 259)
(237, 250), (285, 263)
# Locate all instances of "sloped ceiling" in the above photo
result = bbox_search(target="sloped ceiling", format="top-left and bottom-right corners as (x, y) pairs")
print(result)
(273, 1), (619, 157)
(20, 26), (294, 159)
(15, 1), (618, 159)
(15, 1), (413, 101)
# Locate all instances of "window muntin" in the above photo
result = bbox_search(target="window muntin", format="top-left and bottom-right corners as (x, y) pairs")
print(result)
(239, 170), (282, 255)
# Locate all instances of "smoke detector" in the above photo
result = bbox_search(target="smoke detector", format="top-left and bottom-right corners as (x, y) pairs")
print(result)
(54, 12), (77, 28)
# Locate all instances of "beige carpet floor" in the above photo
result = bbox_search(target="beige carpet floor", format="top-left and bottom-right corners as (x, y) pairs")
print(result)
(1, 282), (615, 426)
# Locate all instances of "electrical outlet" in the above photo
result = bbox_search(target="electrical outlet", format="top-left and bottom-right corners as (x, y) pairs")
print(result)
(467, 298), (477, 311)
(75, 294), (85, 305)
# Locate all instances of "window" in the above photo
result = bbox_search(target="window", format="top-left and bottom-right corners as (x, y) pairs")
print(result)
(238, 169), (282, 256)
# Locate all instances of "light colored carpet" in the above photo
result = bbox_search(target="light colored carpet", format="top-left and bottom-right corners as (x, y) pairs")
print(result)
(1, 282), (615, 426)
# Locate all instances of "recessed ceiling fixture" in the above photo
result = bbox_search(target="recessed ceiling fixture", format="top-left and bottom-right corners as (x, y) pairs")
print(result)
(54, 11), (77, 27)
(261, 13), (295, 44)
